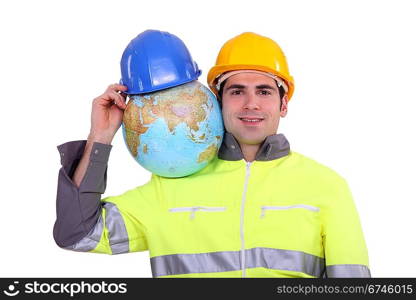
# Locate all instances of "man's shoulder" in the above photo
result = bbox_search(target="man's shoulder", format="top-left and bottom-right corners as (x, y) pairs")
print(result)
(286, 150), (347, 184)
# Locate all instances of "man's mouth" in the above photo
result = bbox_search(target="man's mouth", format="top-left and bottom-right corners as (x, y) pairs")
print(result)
(238, 117), (264, 124)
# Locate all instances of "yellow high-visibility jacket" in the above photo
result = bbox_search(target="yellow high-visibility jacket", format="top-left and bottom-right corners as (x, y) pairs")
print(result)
(54, 132), (370, 278)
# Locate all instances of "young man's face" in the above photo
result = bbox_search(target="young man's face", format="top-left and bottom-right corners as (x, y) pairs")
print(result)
(221, 72), (288, 146)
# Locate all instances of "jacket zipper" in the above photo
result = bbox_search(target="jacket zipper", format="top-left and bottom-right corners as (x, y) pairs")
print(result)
(240, 161), (252, 278)
(169, 206), (226, 220)
(260, 204), (320, 218)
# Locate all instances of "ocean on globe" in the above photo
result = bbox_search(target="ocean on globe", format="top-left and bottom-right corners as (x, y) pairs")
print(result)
(122, 80), (224, 177)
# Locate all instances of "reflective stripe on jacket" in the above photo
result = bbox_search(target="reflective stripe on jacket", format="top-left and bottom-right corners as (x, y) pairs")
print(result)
(54, 132), (370, 278)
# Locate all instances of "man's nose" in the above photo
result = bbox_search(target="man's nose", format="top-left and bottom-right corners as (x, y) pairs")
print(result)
(243, 92), (260, 110)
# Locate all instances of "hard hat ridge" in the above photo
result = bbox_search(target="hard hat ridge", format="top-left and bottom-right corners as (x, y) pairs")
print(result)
(120, 29), (201, 94)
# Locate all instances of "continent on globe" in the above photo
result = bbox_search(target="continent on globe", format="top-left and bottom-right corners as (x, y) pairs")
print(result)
(122, 80), (224, 178)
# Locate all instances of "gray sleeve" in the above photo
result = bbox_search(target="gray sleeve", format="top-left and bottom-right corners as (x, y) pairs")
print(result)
(53, 140), (112, 248)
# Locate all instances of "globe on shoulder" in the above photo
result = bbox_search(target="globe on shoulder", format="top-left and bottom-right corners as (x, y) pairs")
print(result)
(122, 80), (224, 177)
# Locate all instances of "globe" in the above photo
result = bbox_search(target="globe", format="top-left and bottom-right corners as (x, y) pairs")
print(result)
(122, 80), (224, 177)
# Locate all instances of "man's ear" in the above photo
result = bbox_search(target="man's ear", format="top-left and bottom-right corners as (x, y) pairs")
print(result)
(280, 95), (288, 117)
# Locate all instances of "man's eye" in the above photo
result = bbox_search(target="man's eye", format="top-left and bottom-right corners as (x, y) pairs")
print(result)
(259, 90), (271, 95)
(231, 90), (242, 95)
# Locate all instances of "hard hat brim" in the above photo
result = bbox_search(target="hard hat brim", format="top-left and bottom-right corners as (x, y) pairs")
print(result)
(207, 64), (294, 100)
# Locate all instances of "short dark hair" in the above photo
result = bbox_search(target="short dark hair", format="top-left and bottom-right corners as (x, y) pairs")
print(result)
(217, 79), (285, 109)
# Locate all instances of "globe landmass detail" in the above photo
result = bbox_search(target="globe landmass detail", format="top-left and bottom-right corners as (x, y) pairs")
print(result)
(122, 80), (224, 177)
(197, 143), (218, 163)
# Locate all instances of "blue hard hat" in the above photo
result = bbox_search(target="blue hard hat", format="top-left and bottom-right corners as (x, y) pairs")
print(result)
(120, 30), (202, 94)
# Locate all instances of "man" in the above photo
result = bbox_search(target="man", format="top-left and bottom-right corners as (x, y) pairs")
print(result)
(54, 32), (370, 278)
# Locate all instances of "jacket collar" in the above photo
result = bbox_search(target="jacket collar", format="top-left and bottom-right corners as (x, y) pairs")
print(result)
(218, 132), (291, 161)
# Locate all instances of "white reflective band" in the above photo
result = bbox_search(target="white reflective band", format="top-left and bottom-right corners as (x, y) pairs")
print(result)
(150, 247), (326, 278)
(104, 202), (130, 254)
(64, 214), (104, 252)
(65, 202), (129, 254)
(325, 264), (371, 278)
(150, 248), (371, 278)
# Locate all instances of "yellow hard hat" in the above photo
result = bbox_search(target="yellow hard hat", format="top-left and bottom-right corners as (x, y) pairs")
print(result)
(207, 32), (295, 101)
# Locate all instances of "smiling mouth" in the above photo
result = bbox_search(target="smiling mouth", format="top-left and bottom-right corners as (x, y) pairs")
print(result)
(238, 117), (264, 124)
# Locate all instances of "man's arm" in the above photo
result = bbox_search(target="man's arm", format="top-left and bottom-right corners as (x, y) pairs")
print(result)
(72, 83), (128, 188)
(54, 139), (112, 249)
(321, 178), (371, 277)
(71, 134), (111, 188)
(54, 138), (148, 254)
(53, 84), (147, 254)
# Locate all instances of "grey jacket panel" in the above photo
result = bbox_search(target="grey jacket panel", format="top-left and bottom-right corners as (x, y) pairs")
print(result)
(53, 140), (112, 248)
(218, 132), (290, 161)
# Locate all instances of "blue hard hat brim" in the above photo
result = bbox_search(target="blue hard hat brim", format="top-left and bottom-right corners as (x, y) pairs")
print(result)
(120, 69), (201, 95)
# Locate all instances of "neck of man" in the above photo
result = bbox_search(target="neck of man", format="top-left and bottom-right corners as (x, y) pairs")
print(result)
(240, 143), (260, 162)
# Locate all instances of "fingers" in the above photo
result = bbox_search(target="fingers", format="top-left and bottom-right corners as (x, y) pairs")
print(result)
(110, 90), (127, 109)
(107, 84), (128, 109)
(105, 83), (128, 94)
(94, 83), (128, 110)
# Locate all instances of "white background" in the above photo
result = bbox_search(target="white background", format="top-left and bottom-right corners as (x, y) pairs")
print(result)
(1, 0), (415, 277)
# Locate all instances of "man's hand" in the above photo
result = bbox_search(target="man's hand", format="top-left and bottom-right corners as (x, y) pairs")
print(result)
(71, 84), (128, 187)
(89, 83), (128, 144)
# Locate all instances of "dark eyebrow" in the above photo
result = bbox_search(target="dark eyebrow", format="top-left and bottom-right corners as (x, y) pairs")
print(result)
(225, 84), (246, 91)
(225, 84), (277, 92)
(256, 84), (277, 91)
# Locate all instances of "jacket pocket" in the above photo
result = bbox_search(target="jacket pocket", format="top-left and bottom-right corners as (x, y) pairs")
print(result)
(260, 204), (319, 218)
(169, 206), (227, 220)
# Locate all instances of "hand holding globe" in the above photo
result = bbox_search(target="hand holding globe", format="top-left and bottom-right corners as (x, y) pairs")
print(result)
(79, 30), (224, 181)
(72, 83), (128, 188)
(88, 83), (128, 145)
